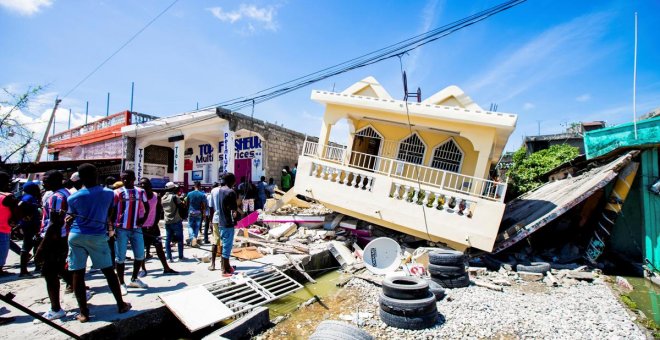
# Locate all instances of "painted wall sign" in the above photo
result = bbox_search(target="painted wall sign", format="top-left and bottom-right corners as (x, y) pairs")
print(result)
(136, 148), (144, 181)
(173, 145), (180, 174)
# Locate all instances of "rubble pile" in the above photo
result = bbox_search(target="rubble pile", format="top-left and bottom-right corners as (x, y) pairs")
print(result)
(272, 204), (333, 216)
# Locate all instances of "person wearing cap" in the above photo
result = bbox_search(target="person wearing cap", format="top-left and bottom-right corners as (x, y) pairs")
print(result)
(161, 181), (185, 262)
(184, 181), (206, 247)
(281, 167), (292, 192)
(68, 172), (82, 195)
(17, 181), (41, 276)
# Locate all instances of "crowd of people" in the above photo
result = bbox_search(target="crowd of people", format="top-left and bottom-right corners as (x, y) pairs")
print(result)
(0, 162), (271, 326)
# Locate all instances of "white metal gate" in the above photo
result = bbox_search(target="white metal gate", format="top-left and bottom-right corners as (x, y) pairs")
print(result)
(160, 266), (303, 331)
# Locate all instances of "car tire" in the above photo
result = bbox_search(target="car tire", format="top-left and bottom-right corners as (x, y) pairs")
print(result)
(428, 250), (466, 266)
(430, 273), (470, 289)
(381, 276), (429, 300)
(312, 321), (374, 340)
(428, 263), (465, 276)
(516, 262), (550, 274)
(379, 308), (439, 330)
(425, 279), (446, 301)
(379, 291), (437, 316)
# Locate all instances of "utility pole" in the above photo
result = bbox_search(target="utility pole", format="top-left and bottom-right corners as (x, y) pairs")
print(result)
(85, 101), (89, 124)
(68, 108), (72, 130)
(106, 92), (110, 116)
(33, 97), (62, 168)
(130, 82), (135, 112)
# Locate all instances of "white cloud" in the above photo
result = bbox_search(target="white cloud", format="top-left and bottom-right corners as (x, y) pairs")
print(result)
(575, 93), (591, 102)
(0, 0), (52, 16)
(407, 0), (443, 75)
(523, 102), (535, 110)
(207, 4), (278, 32)
(468, 13), (613, 103)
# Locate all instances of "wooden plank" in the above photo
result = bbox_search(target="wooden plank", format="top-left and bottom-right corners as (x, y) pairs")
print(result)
(285, 254), (316, 283)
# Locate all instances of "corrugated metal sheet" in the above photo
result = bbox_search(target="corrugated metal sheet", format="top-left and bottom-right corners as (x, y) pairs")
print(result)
(493, 151), (637, 253)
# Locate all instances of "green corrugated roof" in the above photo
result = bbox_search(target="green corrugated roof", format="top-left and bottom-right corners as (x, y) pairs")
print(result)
(584, 116), (660, 159)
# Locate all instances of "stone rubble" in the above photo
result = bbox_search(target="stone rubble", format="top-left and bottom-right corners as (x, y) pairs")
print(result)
(273, 203), (333, 216)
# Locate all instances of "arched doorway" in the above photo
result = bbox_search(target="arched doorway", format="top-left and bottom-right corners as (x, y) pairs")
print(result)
(350, 126), (383, 170)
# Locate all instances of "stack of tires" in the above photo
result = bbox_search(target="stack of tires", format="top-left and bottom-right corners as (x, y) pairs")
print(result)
(378, 276), (438, 330)
(309, 320), (374, 340)
(428, 250), (470, 289)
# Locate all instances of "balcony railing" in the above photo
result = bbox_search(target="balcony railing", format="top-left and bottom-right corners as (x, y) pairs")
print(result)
(301, 141), (506, 202)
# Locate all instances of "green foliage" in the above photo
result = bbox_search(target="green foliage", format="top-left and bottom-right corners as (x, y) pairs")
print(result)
(508, 144), (580, 195)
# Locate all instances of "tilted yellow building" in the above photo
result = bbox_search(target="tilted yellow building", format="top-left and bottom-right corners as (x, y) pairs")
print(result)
(294, 77), (517, 251)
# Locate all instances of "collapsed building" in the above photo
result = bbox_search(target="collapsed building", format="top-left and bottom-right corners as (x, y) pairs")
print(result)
(293, 77), (518, 252)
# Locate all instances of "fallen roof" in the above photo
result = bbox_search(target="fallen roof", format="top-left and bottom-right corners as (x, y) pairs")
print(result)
(492, 151), (638, 253)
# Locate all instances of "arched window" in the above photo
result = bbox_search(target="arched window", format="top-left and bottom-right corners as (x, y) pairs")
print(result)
(355, 126), (382, 139)
(397, 133), (425, 165)
(430, 138), (463, 173)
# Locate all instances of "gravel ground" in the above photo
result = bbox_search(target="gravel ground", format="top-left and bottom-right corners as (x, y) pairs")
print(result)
(341, 276), (646, 340)
(260, 273), (648, 340)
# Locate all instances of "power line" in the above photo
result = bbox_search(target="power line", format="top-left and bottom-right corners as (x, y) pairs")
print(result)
(61, 0), (180, 100)
(140, 0), (526, 138)
(196, 0), (526, 113)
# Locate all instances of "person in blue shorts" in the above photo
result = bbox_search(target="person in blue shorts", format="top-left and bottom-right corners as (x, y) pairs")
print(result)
(66, 163), (131, 322)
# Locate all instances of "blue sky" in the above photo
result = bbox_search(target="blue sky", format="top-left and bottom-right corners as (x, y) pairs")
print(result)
(1, 0), (659, 156)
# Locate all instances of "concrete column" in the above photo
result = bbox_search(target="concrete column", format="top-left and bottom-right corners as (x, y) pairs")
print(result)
(205, 138), (221, 184)
(172, 140), (185, 182)
(317, 122), (332, 158)
(134, 142), (146, 182)
(223, 129), (235, 174)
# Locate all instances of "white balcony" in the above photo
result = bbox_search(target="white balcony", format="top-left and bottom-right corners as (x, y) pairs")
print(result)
(294, 141), (508, 252)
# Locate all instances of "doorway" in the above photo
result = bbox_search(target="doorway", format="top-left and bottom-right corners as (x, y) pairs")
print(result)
(350, 126), (382, 171)
(235, 159), (252, 185)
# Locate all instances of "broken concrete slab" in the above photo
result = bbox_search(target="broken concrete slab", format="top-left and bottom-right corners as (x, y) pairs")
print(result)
(468, 267), (487, 277)
(202, 307), (270, 340)
(339, 219), (358, 230)
(566, 271), (595, 281)
(268, 222), (297, 239)
(329, 241), (357, 267)
(518, 271), (544, 282)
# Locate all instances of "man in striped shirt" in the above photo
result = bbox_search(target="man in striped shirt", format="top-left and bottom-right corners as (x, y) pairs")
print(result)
(34, 170), (70, 320)
(113, 170), (150, 294)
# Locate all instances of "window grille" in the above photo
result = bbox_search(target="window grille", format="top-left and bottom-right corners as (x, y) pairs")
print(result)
(397, 133), (425, 165)
(431, 139), (463, 173)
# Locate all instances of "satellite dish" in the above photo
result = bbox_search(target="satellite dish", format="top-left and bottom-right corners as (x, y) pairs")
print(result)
(363, 237), (402, 275)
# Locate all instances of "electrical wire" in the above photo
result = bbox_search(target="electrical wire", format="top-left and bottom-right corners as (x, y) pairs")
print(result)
(193, 0), (526, 114)
(397, 55), (434, 243)
(136, 0), (526, 138)
(61, 0), (180, 100)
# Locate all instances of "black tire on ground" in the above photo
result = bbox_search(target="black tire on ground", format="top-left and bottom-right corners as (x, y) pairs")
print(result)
(516, 262), (550, 274)
(428, 270), (466, 280)
(381, 276), (429, 300)
(379, 308), (439, 330)
(313, 321), (374, 340)
(430, 273), (470, 289)
(379, 291), (437, 316)
(427, 263), (465, 276)
(426, 279), (446, 301)
(428, 250), (466, 266)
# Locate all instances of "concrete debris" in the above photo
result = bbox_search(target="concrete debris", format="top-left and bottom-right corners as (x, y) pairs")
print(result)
(268, 222), (298, 239)
(273, 203), (332, 216)
(329, 241), (358, 267)
(518, 271), (544, 282)
(616, 276), (634, 292)
(338, 219), (358, 230)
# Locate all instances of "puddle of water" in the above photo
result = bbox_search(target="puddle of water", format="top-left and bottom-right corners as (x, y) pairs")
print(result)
(267, 270), (347, 318)
(624, 276), (660, 323)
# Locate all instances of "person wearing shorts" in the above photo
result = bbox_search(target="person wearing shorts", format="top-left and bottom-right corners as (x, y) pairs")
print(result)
(113, 170), (149, 294)
(66, 163), (131, 323)
(208, 173), (238, 276)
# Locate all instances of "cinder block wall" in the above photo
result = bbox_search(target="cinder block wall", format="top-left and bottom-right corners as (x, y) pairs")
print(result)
(218, 109), (307, 185)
